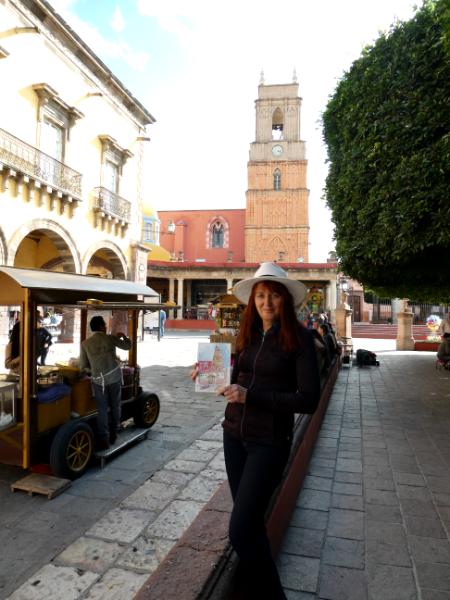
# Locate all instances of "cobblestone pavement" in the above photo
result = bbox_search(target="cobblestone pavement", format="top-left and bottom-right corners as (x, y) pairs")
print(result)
(1, 333), (227, 600)
(277, 351), (450, 600)
(3, 335), (449, 600)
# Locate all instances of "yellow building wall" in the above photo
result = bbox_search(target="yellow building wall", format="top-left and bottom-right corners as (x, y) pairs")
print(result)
(14, 236), (60, 270)
(0, 1), (153, 279)
(145, 244), (172, 261)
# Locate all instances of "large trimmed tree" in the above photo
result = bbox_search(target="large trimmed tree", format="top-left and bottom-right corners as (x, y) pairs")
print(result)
(322, 0), (450, 302)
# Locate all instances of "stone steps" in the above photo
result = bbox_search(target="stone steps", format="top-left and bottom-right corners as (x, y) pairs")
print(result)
(352, 323), (430, 339)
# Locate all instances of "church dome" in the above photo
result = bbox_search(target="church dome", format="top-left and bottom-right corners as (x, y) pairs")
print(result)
(142, 197), (158, 219)
(141, 198), (171, 261)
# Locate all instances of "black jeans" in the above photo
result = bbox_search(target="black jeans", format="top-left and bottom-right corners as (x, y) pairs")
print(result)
(223, 430), (290, 600)
(92, 381), (121, 442)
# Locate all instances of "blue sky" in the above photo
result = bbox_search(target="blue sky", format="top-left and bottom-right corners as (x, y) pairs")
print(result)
(50, 0), (419, 262)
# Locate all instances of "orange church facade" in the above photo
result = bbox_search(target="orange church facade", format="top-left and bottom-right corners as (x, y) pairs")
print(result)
(158, 209), (246, 264)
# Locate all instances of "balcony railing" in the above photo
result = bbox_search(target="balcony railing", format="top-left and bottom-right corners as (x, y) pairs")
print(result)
(93, 186), (131, 224)
(0, 127), (82, 199)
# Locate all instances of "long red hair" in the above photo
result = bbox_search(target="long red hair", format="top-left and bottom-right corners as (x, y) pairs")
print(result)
(236, 280), (303, 353)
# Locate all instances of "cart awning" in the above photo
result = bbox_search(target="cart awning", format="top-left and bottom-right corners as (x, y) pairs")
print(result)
(0, 267), (157, 299)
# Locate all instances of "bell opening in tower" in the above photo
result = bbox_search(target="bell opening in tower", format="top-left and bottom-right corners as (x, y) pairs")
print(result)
(272, 107), (284, 140)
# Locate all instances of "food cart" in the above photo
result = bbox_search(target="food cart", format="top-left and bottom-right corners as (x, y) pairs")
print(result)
(0, 266), (166, 481)
(209, 294), (244, 354)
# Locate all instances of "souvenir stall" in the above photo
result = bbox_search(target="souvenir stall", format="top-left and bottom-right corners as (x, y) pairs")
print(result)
(209, 294), (243, 354)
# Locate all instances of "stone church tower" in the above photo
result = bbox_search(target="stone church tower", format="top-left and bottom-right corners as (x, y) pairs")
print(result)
(245, 77), (309, 263)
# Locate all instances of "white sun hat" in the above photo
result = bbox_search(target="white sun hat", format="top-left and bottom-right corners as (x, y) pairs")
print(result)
(233, 262), (307, 307)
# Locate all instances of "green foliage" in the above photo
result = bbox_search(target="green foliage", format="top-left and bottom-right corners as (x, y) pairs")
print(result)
(323, 0), (450, 302)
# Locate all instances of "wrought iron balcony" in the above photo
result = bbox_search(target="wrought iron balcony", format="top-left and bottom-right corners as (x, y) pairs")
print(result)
(92, 186), (131, 224)
(0, 127), (82, 199)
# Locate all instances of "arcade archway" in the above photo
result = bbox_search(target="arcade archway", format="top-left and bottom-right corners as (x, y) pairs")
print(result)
(8, 220), (80, 272)
(83, 242), (128, 280)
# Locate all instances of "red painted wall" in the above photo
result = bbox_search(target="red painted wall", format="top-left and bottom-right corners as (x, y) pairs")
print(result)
(158, 209), (245, 263)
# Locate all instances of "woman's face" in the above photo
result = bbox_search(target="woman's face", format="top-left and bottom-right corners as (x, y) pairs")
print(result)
(253, 282), (282, 330)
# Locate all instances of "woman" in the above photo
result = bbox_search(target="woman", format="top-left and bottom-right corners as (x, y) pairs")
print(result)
(310, 320), (330, 376)
(37, 319), (53, 366)
(437, 333), (450, 368)
(318, 321), (338, 363)
(216, 262), (320, 599)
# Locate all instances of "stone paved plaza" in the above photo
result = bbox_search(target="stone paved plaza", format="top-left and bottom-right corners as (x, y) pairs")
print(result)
(2, 334), (450, 599)
(1, 332), (226, 600)
(277, 351), (450, 600)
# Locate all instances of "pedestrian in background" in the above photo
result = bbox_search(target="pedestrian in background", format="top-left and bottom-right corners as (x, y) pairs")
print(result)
(159, 309), (166, 338)
(37, 316), (53, 365)
(318, 321), (339, 363)
(440, 311), (450, 336)
(5, 311), (52, 370)
(194, 262), (320, 599)
(437, 333), (450, 368)
(310, 319), (330, 376)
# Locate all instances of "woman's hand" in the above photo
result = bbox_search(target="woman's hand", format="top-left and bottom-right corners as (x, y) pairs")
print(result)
(190, 363), (199, 381)
(217, 384), (247, 404)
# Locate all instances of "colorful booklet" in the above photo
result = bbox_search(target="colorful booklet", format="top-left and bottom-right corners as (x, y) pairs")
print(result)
(195, 343), (231, 393)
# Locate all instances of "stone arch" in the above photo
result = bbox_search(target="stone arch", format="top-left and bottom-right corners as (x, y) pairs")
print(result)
(0, 228), (7, 265)
(8, 219), (81, 272)
(273, 168), (281, 190)
(82, 241), (128, 280)
(272, 107), (284, 139)
(269, 235), (288, 261)
(206, 216), (229, 249)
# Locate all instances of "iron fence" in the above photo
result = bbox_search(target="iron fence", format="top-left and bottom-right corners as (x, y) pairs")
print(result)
(371, 298), (450, 324)
(409, 303), (450, 324)
(371, 299), (393, 323)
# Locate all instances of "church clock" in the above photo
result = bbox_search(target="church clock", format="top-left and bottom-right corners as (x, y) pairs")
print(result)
(271, 144), (283, 156)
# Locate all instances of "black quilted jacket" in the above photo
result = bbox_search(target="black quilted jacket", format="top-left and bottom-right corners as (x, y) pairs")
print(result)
(222, 325), (321, 446)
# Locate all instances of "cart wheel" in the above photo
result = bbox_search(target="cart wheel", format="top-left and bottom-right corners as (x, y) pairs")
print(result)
(133, 392), (160, 428)
(50, 421), (94, 479)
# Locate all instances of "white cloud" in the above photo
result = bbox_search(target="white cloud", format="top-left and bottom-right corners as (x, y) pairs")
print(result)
(136, 0), (205, 19)
(111, 6), (126, 33)
(136, 0), (199, 48)
(75, 20), (149, 71)
(50, 0), (150, 71)
(49, 0), (78, 10)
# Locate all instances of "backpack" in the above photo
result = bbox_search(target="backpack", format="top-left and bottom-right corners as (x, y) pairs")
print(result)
(356, 349), (380, 367)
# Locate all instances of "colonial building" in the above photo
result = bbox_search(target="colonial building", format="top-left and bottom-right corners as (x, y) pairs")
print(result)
(147, 77), (337, 324)
(0, 0), (154, 290)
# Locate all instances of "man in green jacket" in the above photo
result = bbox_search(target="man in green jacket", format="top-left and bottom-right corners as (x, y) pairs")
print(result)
(80, 316), (131, 449)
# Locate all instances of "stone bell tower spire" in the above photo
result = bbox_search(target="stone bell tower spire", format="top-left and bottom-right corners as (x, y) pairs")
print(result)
(244, 78), (310, 263)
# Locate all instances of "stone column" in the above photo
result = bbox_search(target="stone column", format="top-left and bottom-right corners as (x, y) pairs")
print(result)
(177, 278), (184, 320)
(327, 280), (337, 324)
(396, 299), (415, 350)
(335, 291), (352, 341)
(391, 298), (404, 324)
(0, 309), (10, 345)
(168, 278), (175, 319)
(227, 278), (234, 293)
(131, 241), (150, 284)
(59, 307), (76, 343)
(185, 280), (192, 308)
